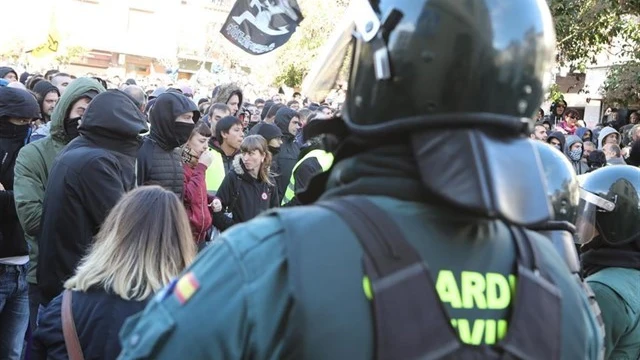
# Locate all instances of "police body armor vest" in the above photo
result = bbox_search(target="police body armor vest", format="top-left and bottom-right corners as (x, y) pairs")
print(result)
(283, 196), (564, 360)
(281, 149), (334, 205)
(205, 149), (225, 194)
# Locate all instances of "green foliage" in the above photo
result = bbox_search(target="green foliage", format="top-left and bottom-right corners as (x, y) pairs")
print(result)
(547, 83), (565, 103)
(271, 0), (349, 88)
(0, 39), (26, 64)
(54, 46), (89, 66)
(601, 61), (640, 106)
(549, 0), (640, 68)
(549, 0), (640, 105)
(274, 64), (305, 88)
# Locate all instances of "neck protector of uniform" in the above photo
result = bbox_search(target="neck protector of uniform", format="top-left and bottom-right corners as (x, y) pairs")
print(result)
(581, 244), (640, 277)
(410, 129), (552, 226)
(317, 141), (433, 205)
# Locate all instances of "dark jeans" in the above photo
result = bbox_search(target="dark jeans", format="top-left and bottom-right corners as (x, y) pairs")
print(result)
(0, 264), (29, 360)
(27, 284), (43, 332)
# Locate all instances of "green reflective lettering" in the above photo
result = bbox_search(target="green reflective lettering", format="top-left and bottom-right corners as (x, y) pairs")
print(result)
(362, 276), (373, 300)
(497, 319), (508, 340)
(509, 275), (517, 297)
(436, 270), (462, 308)
(461, 271), (486, 309)
(484, 319), (496, 344)
(458, 319), (485, 345)
(486, 273), (510, 309)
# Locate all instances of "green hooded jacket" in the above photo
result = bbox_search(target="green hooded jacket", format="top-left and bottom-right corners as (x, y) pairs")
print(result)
(13, 78), (105, 284)
(211, 83), (243, 109)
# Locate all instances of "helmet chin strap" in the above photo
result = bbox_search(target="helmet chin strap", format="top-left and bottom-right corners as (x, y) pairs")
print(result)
(411, 128), (552, 226)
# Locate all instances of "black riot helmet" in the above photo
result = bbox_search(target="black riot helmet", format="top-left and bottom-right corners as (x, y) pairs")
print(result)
(533, 141), (580, 225)
(301, 0), (557, 226)
(303, 0), (556, 135)
(529, 141), (581, 274)
(576, 166), (640, 246)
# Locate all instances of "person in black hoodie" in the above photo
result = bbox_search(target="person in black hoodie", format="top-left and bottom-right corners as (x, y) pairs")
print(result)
(274, 107), (302, 197)
(137, 92), (198, 199)
(212, 135), (278, 231)
(0, 87), (40, 358)
(0, 67), (18, 83)
(547, 131), (566, 152)
(37, 90), (148, 305)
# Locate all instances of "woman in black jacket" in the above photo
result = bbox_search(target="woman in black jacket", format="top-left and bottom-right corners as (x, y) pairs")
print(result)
(0, 87), (40, 359)
(32, 186), (196, 360)
(212, 135), (279, 231)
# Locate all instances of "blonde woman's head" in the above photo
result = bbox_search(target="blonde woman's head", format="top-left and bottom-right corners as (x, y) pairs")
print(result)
(64, 186), (196, 301)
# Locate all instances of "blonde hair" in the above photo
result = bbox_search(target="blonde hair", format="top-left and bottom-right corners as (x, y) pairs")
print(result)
(64, 186), (196, 301)
(240, 135), (274, 186)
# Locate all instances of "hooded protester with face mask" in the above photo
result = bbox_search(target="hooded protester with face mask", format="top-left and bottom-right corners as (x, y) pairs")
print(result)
(546, 131), (566, 152)
(0, 87), (40, 358)
(137, 92), (199, 199)
(274, 107), (302, 198)
(13, 77), (105, 327)
(575, 127), (593, 143)
(38, 90), (149, 305)
(563, 135), (589, 175)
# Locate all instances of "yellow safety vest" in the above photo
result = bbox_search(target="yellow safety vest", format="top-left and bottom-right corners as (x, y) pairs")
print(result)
(282, 149), (334, 205)
(205, 149), (226, 193)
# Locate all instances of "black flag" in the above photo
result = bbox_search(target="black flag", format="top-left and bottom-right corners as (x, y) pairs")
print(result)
(221, 0), (304, 55)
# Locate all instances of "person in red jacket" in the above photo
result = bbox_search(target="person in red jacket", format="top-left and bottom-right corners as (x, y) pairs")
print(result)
(181, 121), (214, 244)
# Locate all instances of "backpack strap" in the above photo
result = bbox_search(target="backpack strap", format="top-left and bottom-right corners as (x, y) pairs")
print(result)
(317, 196), (461, 360)
(499, 226), (562, 360)
(61, 290), (85, 360)
(289, 196), (563, 360)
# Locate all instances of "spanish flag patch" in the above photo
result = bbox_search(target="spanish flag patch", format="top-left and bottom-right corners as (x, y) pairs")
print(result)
(174, 272), (200, 305)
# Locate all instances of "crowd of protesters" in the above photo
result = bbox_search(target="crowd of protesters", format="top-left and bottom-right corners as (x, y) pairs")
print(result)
(531, 99), (640, 174)
(2, 59), (639, 359)
(0, 65), (340, 359)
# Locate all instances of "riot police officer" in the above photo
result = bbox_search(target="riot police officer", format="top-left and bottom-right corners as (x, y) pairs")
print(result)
(530, 141), (582, 271)
(119, 0), (603, 358)
(577, 166), (640, 359)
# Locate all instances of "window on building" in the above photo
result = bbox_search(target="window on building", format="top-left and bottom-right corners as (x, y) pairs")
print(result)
(127, 8), (154, 37)
(129, 0), (155, 12)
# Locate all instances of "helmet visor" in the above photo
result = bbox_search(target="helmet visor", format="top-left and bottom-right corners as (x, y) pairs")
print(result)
(301, 0), (378, 104)
(575, 188), (616, 244)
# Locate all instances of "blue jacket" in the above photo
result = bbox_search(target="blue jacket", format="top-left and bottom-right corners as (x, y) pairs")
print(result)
(32, 289), (147, 360)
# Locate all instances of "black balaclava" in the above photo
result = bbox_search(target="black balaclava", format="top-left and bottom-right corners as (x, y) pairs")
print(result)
(149, 92), (200, 150)
(64, 91), (99, 141)
(0, 87), (40, 140)
(0, 117), (30, 140)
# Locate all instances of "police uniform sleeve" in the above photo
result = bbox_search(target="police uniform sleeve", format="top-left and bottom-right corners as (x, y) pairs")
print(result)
(119, 215), (293, 359)
(293, 158), (320, 194)
(586, 281), (632, 359)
